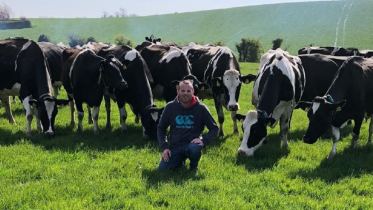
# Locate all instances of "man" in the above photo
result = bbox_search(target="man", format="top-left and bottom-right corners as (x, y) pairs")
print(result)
(157, 80), (219, 171)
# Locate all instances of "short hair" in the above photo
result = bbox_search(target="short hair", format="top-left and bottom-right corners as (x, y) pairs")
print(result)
(177, 79), (194, 90)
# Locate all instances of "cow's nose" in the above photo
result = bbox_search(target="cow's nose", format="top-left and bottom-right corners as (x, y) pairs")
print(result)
(303, 134), (316, 144)
(228, 104), (239, 111)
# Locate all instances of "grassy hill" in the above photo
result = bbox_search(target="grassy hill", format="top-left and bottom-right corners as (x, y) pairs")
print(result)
(0, 0), (372, 54)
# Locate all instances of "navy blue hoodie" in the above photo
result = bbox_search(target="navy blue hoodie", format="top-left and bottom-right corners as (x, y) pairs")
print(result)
(157, 97), (219, 150)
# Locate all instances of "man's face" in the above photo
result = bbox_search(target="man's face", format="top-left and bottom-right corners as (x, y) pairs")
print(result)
(177, 81), (194, 104)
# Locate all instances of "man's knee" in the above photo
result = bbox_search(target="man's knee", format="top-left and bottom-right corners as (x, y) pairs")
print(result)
(187, 143), (202, 159)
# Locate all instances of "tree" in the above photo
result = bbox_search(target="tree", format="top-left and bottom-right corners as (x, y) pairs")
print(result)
(68, 34), (86, 47)
(114, 34), (133, 47)
(0, 3), (12, 20)
(272, 38), (283, 50)
(236, 38), (262, 62)
(38, 34), (50, 42)
(86, 36), (96, 43)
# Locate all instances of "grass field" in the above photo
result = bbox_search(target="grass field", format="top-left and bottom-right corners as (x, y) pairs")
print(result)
(1, 0), (373, 54)
(1, 62), (373, 209)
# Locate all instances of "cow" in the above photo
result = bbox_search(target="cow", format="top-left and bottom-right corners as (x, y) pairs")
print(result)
(298, 46), (359, 56)
(2, 39), (69, 136)
(183, 43), (256, 136)
(97, 44), (162, 139)
(64, 49), (128, 133)
(137, 43), (192, 102)
(302, 56), (373, 159)
(0, 37), (29, 124)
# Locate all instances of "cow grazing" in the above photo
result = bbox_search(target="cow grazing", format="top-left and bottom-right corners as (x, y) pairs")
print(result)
(183, 43), (256, 136)
(303, 56), (373, 159)
(237, 49), (306, 156)
(14, 40), (69, 136)
(138, 43), (192, 101)
(97, 44), (161, 139)
(65, 49), (128, 133)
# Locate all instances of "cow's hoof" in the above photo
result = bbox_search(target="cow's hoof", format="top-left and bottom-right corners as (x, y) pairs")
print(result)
(281, 141), (288, 149)
(70, 121), (75, 128)
(327, 153), (335, 161)
(219, 131), (224, 137)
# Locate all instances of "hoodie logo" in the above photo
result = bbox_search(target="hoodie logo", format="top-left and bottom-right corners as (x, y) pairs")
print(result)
(175, 115), (194, 128)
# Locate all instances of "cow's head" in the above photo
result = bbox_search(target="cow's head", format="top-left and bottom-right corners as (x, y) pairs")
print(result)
(29, 96), (70, 136)
(100, 56), (128, 90)
(141, 105), (164, 139)
(302, 95), (346, 144)
(181, 74), (210, 96)
(236, 110), (268, 156)
(212, 69), (256, 111)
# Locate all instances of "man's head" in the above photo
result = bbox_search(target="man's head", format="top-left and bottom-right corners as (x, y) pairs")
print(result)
(176, 80), (195, 104)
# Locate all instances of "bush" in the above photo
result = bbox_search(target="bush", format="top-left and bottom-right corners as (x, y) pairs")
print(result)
(38, 34), (50, 42)
(114, 34), (133, 47)
(272, 38), (283, 50)
(68, 34), (86, 47)
(235, 38), (262, 62)
(86, 36), (96, 43)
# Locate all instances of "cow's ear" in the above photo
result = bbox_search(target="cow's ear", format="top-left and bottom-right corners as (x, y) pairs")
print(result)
(198, 83), (210, 91)
(240, 74), (257, 84)
(235, 113), (246, 122)
(56, 99), (70, 106)
(28, 99), (38, 106)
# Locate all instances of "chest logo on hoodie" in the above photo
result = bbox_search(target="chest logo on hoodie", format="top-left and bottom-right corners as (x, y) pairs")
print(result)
(175, 115), (194, 128)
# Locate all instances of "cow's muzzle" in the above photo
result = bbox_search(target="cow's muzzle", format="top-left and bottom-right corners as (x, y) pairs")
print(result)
(228, 104), (239, 111)
(303, 134), (317, 144)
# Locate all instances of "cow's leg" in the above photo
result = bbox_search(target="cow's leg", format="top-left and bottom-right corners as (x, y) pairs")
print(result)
(104, 95), (111, 130)
(68, 94), (75, 127)
(87, 104), (93, 124)
(92, 106), (100, 134)
(129, 104), (139, 124)
(351, 117), (363, 148)
(32, 105), (42, 132)
(53, 86), (59, 98)
(214, 97), (224, 137)
(119, 105), (128, 131)
(75, 101), (84, 132)
(1, 95), (15, 124)
(368, 114), (373, 145)
(22, 96), (33, 136)
(327, 137), (339, 160)
(279, 108), (292, 149)
(231, 111), (238, 134)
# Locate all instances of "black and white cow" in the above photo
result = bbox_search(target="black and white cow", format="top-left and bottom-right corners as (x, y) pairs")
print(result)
(10, 40), (68, 135)
(138, 43), (192, 102)
(0, 37), (29, 124)
(183, 43), (256, 136)
(97, 44), (161, 139)
(237, 49), (306, 156)
(237, 51), (350, 156)
(298, 46), (359, 56)
(64, 49), (127, 133)
(303, 56), (373, 159)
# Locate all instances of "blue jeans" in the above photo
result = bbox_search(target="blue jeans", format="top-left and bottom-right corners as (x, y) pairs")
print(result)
(158, 143), (203, 170)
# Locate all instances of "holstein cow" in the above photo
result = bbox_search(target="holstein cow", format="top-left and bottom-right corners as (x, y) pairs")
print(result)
(64, 49), (128, 133)
(97, 44), (161, 139)
(183, 43), (256, 136)
(10, 40), (68, 135)
(138, 43), (191, 102)
(302, 56), (373, 159)
(0, 37), (29, 124)
(236, 52), (350, 156)
(237, 49), (306, 156)
(298, 46), (359, 56)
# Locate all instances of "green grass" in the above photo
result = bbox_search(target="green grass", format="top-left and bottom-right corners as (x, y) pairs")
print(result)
(1, 0), (373, 54)
(1, 62), (373, 209)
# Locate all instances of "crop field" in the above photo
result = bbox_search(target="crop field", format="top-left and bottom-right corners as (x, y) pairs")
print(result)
(1, 62), (372, 209)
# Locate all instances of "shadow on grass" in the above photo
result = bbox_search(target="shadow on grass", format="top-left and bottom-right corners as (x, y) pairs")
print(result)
(0, 123), (159, 152)
(142, 167), (204, 188)
(235, 133), (290, 171)
(290, 143), (373, 183)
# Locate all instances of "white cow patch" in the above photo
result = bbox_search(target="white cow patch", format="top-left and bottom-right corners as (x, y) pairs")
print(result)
(159, 47), (182, 63)
(270, 100), (293, 123)
(150, 111), (159, 122)
(312, 102), (321, 114)
(331, 125), (340, 140)
(238, 110), (266, 156)
(44, 100), (55, 133)
(0, 83), (21, 96)
(124, 49), (138, 61)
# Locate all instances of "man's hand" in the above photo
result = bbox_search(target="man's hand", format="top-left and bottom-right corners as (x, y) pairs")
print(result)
(191, 137), (204, 146)
(162, 149), (171, 162)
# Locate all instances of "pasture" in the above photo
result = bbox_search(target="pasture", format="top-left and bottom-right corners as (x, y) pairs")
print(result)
(1, 62), (372, 209)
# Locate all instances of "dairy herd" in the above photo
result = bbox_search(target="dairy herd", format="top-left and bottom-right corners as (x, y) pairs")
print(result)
(1, 37), (372, 159)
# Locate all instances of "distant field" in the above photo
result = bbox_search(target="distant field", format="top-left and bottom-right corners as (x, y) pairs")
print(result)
(0, 0), (372, 54)
(1, 62), (373, 209)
